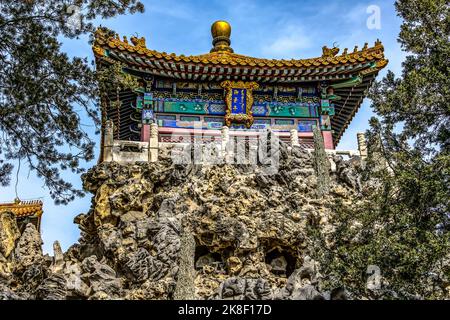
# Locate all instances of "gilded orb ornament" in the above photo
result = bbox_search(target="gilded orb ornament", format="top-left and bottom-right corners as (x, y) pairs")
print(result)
(211, 20), (231, 38)
(210, 20), (233, 53)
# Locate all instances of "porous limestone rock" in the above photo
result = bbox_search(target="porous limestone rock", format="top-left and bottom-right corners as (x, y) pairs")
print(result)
(14, 223), (43, 271)
(0, 142), (401, 300)
(0, 211), (20, 258)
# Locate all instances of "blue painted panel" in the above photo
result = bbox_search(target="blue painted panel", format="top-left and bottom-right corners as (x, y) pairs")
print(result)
(298, 120), (317, 132)
(207, 103), (226, 115)
(253, 118), (271, 125)
(275, 119), (295, 125)
(252, 103), (269, 116)
(180, 116), (201, 121)
(156, 114), (176, 120)
(231, 89), (247, 114)
(204, 117), (224, 124)
(157, 119), (223, 130)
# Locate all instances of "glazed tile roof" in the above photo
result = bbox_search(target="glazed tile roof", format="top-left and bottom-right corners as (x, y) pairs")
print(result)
(0, 199), (43, 218)
(93, 31), (387, 83)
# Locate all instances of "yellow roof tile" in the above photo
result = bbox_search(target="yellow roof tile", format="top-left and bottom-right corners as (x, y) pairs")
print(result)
(93, 28), (387, 74)
(0, 200), (43, 218)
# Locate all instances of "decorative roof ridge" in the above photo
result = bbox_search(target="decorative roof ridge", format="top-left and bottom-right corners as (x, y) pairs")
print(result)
(93, 26), (387, 69)
(0, 199), (43, 217)
(0, 199), (43, 206)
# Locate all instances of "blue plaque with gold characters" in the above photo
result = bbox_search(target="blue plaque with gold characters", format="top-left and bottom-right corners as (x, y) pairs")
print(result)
(231, 88), (246, 114)
(221, 81), (259, 128)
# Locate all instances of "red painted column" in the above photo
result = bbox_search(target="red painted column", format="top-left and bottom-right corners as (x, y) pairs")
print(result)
(322, 131), (334, 150)
(141, 124), (150, 142)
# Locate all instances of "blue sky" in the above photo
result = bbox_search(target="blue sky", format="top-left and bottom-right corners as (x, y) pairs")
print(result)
(0, 0), (406, 254)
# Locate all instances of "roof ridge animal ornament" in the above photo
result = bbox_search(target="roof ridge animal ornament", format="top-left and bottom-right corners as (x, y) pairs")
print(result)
(322, 45), (340, 58)
(131, 35), (146, 49)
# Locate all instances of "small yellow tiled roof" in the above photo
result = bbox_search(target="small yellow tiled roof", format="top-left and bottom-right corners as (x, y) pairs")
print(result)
(0, 199), (43, 218)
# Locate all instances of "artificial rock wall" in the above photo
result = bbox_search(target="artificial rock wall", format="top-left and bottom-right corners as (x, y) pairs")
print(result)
(0, 141), (363, 300)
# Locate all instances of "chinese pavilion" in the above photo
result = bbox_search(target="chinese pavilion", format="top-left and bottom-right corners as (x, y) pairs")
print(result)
(93, 21), (387, 160)
(0, 198), (43, 232)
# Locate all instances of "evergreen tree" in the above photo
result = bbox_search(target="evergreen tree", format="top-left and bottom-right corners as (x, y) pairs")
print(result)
(309, 0), (449, 299)
(0, 1), (144, 204)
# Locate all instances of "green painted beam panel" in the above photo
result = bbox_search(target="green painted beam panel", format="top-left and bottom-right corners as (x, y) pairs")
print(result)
(163, 101), (208, 114)
(268, 105), (311, 117)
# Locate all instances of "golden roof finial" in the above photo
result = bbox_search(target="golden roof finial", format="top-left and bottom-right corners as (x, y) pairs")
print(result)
(210, 20), (233, 53)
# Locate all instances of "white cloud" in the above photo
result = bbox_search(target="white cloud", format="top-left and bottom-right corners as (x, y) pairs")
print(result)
(261, 25), (313, 58)
(343, 3), (369, 24)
